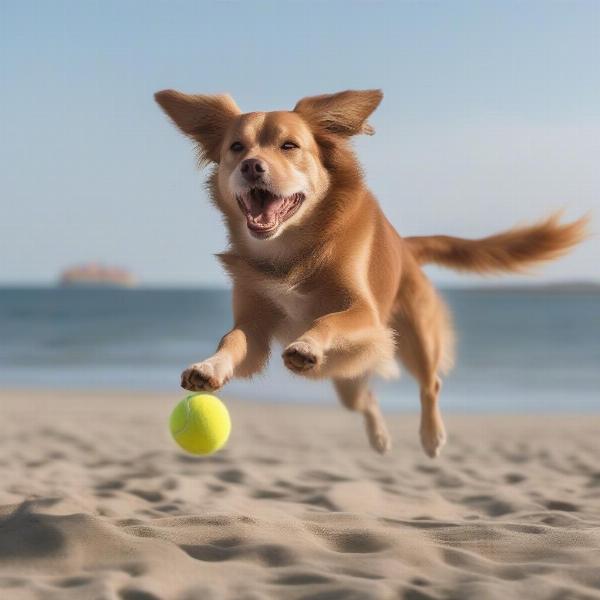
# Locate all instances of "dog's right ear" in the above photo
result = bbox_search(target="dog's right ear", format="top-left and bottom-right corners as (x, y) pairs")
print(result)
(154, 90), (241, 164)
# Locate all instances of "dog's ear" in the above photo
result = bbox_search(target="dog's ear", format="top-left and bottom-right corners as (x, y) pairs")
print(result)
(154, 90), (241, 164)
(294, 89), (383, 137)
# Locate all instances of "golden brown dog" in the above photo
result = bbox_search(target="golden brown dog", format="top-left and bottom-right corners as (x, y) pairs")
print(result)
(155, 88), (587, 458)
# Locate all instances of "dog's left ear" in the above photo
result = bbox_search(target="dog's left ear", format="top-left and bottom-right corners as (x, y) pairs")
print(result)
(154, 89), (241, 164)
(294, 89), (383, 137)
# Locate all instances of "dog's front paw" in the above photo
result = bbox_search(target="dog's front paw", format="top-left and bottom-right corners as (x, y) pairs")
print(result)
(282, 340), (323, 375)
(181, 359), (231, 392)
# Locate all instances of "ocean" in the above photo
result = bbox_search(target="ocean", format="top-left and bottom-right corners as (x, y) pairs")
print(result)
(1, 286), (598, 412)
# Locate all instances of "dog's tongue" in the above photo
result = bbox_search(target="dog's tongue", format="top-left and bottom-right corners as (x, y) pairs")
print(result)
(248, 189), (285, 225)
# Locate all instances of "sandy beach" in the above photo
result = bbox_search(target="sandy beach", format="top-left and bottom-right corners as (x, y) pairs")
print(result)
(1, 389), (600, 600)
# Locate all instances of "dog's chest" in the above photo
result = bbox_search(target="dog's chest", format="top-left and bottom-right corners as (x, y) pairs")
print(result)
(258, 280), (315, 339)
(261, 280), (311, 318)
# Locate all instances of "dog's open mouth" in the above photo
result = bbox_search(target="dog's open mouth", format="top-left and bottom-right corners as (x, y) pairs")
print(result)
(237, 188), (305, 238)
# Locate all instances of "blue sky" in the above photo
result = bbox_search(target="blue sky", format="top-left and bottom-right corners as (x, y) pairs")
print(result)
(1, 0), (598, 285)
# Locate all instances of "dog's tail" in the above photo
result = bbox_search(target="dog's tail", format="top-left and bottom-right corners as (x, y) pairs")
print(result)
(404, 212), (589, 274)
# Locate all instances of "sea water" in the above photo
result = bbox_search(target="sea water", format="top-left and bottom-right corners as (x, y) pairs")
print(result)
(1, 286), (598, 412)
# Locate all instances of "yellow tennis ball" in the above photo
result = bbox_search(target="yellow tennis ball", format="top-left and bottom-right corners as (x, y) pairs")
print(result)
(169, 393), (231, 455)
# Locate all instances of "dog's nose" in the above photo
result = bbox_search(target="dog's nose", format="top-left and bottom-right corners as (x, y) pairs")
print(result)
(240, 158), (267, 182)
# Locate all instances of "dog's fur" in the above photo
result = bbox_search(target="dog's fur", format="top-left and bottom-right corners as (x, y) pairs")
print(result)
(155, 88), (588, 457)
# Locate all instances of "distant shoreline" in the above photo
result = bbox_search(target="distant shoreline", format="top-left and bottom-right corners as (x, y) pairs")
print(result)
(0, 281), (598, 292)
(447, 281), (600, 293)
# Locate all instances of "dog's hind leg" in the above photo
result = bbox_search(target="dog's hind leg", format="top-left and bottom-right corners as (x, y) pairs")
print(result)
(396, 332), (446, 458)
(333, 374), (391, 454)
(392, 282), (453, 458)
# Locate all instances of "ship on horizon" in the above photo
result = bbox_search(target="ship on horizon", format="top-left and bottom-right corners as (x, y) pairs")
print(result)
(58, 263), (137, 288)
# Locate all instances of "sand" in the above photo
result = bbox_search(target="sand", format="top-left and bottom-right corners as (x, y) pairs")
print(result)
(1, 389), (600, 600)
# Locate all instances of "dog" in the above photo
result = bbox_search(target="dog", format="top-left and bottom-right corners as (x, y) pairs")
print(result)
(155, 88), (587, 458)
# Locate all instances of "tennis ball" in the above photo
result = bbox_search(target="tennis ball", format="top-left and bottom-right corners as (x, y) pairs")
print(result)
(169, 393), (231, 455)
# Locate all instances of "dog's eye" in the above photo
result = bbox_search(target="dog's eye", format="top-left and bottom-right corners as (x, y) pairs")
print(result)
(281, 141), (299, 151)
(230, 142), (244, 152)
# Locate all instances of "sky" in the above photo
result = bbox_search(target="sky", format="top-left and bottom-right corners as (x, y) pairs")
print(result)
(1, 0), (598, 286)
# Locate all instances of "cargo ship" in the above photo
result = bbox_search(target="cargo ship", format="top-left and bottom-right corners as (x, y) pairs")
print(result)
(58, 263), (137, 288)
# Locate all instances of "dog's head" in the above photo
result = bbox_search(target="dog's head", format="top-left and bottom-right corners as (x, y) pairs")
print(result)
(155, 89), (382, 241)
